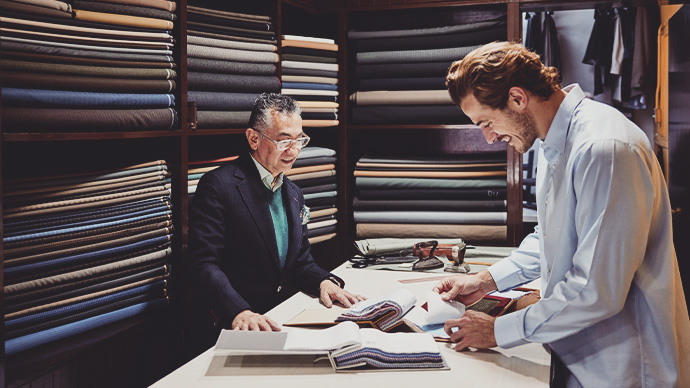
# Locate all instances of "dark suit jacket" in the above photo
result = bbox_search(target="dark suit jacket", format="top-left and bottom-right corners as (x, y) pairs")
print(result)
(189, 154), (339, 329)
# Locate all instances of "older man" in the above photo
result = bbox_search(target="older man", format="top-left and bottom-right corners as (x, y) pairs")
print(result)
(189, 93), (362, 338)
(434, 42), (690, 387)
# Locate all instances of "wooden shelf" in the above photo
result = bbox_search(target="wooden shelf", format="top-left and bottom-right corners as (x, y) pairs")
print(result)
(2, 131), (182, 142)
(347, 124), (479, 131)
(187, 128), (247, 136)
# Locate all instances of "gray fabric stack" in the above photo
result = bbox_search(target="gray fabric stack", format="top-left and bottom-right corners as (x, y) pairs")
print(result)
(186, 6), (280, 129)
(349, 17), (507, 124)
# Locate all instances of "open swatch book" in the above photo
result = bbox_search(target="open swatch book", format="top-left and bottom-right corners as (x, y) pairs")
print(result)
(284, 287), (539, 341)
(213, 321), (448, 371)
(284, 289), (466, 341)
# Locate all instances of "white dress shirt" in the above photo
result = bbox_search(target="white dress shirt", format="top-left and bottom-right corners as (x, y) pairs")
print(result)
(488, 84), (690, 387)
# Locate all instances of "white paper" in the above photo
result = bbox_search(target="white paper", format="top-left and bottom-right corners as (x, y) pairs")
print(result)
(283, 321), (361, 351)
(425, 291), (465, 325)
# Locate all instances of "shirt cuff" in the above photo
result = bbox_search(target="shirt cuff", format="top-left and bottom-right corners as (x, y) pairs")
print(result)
(494, 309), (531, 348)
(487, 258), (526, 292)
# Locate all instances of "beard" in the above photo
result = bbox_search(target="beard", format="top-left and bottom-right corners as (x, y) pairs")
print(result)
(502, 108), (539, 153)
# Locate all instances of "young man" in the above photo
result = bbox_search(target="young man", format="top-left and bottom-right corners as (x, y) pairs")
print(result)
(435, 42), (690, 387)
(189, 93), (363, 336)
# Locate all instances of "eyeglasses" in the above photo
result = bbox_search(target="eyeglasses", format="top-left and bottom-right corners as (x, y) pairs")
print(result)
(257, 130), (310, 151)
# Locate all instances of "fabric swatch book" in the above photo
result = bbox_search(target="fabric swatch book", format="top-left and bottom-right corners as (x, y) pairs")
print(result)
(284, 289), (418, 331)
(212, 321), (449, 372)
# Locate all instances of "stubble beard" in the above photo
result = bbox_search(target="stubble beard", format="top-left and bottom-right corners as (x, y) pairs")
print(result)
(504, 109), (539, 153)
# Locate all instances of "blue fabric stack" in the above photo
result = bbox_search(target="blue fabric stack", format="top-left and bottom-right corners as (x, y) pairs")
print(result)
(186, 6), (280, 129)
(289, 147), (338, 244)
(3, 160), (173, 355)
(0, 0), (178, 132)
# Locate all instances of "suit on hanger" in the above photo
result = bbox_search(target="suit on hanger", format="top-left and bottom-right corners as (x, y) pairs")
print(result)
(189, 153), (339, 330)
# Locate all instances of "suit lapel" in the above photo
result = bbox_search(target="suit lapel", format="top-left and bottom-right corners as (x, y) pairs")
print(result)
(235, 156), (281, 270)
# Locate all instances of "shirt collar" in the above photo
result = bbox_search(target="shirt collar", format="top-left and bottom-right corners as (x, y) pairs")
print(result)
(250, 153), (284, 192)
(541, 83), (586, 162)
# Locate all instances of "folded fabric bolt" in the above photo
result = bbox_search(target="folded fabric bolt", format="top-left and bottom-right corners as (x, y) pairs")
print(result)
(187, 35), (276, 52)
(282, 75), (338, 85)
(0, 40), (174, 64)
(0, 36), (173, 55)
(302, 120), (339, 127)
(356, 45), (481, 65)
(353, 210), (507, 224)
(282, 82), (337, 91)
(352, 198), (507, 212)
(8, 0), (72, 13)
(282, 34), (335, 44)
(187, 58), (276, 75)
(187, 91), (258, 110)
(71, 1), (176, 21)
(187, 44), (278, 63)
(2, 88), (175, 109)
(73, 9), (174, 30)
(0, 60), (176, 79)
(347, 19), (507, 40)
(350, 90), (452, 105)
(282, 88), (337, 96)
(281, 60), (338, 72)
(0, 16), (173, 40)
(196, 111), (251, 129)
(355, 223), (507, 242)
(354, 26), (506, 52)
(357, 77), (445, 91)
(1, 107), (178, 132)
(188, 72), (280, 93)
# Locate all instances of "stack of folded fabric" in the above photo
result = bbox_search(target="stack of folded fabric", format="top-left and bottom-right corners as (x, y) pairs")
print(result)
(186, 6), (280, 129)
(352, 154), (509, 243)
(348, 16), (506, 125)
(2, 160), (173, 355)
(185, 155), (239, 200)
(289, 147), (338, 244)
(0, 0), (179, 132)
(281, 35), (339, 128)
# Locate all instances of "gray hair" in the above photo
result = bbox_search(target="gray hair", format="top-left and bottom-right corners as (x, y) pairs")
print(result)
(248, 93), (302, 132)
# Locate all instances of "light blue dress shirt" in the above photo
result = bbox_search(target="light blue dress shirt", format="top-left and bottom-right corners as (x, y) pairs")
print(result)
(488, 84), (690, 387)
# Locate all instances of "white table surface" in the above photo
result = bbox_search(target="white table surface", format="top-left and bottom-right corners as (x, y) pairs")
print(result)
(151, 263), (549, 388)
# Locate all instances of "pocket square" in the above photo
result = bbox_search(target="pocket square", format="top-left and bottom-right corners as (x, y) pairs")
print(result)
(300, 205), (310, 225)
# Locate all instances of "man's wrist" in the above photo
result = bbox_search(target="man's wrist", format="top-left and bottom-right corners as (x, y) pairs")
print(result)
(321, 276), (342, 289)
(477, 269), (498, 294)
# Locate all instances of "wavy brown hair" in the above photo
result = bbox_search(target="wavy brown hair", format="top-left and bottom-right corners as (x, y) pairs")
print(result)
(446, 41), (560, 110)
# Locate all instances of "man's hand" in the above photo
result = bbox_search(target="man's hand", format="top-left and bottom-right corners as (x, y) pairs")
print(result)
(444, 310), (497, 351)
(432, 270), (498, 306)
(231, 310), (281, 331)
(319, 280), (366, 308)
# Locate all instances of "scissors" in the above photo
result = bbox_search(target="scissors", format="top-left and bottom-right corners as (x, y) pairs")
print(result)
(349, 255), (418, 268)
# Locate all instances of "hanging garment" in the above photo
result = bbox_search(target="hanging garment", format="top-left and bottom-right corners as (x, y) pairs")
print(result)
(583, 9), (616, 95)
(524, 12), (543, 56)
(542, 12), (562, 81)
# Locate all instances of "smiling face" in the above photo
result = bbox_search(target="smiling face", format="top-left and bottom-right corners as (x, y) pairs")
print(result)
(251, 111), (304, 176)
(460, 93), (539, 154)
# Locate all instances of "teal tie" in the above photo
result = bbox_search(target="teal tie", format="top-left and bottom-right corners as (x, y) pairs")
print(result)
(268, 186), (289, 270)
